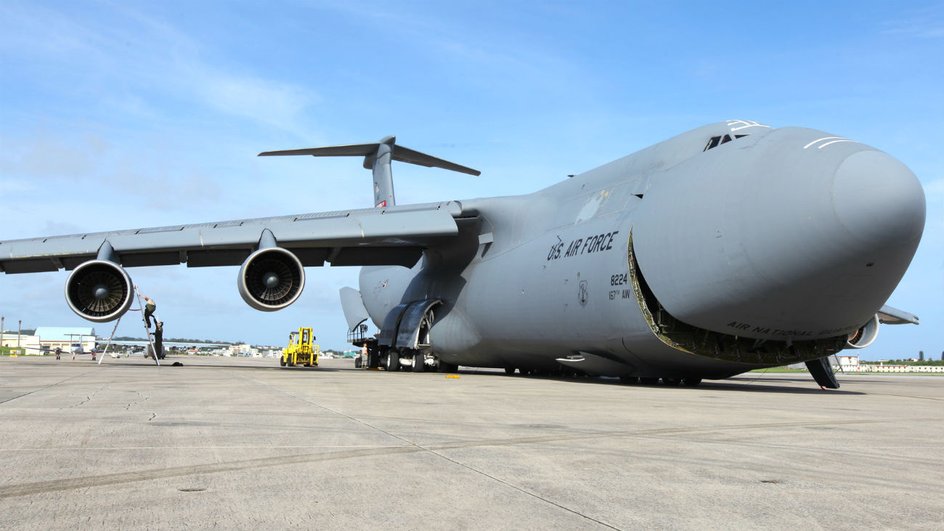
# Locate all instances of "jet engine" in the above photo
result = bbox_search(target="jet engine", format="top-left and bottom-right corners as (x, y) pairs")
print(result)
(846, 314), (880, 349)
(65, 260), (134, 322)
(237, 247), (305, 311)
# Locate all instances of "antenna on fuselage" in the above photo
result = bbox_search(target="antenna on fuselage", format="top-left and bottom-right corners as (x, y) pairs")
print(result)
(259, 136), (480, 208)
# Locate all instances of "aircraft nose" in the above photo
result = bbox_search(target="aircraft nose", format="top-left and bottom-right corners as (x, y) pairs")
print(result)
(632, 135), (926, 341)
(831, 150), (925, 247)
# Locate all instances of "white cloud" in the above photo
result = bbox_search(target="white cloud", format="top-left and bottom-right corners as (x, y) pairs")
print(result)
(185, 68), (317, 138)
(1, 3), (319, 139)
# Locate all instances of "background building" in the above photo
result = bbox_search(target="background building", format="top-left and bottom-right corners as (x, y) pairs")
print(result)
(0, 330), (41, 354)
(33, 327), (96, 354)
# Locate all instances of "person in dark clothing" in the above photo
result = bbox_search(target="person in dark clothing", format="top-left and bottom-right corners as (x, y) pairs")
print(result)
(154, 321), (164, 359)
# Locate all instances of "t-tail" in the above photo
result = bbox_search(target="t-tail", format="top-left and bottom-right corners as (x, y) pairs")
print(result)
(259, 136), (480, 208)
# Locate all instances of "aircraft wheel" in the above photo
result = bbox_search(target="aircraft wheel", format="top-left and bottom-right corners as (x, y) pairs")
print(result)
(367, 351), (380, 368)
(504, 367), (516, 376)
(639, 377), (659, 385)
(682, 378), (702, 387)
(412, 352), (425, 372)
(385, 352), (399, 372)
(620, 376), (638, 385)
(661, 377), (681, 386)
(438, 361), (458, 373)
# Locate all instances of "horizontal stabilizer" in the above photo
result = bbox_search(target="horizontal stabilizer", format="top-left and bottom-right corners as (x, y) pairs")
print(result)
(259, 136), (480, 176)
(259, 143), (379, 158)
(392, 145), (480, 175)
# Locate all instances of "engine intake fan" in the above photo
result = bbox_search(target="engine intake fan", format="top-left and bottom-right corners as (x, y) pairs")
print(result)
(238, 247), (305, 311)
(65, 260), (134, 322)
(846, 314), (880, 349)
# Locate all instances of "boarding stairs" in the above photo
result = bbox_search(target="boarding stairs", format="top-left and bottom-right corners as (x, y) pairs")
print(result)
(97, 286), (160, 366)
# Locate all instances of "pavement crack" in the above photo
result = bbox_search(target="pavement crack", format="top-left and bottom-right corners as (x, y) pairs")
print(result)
(0, 446), (417, 499)
(0, 371), (94, 406)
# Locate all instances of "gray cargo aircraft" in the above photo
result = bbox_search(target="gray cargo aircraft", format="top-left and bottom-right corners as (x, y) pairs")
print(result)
(0, 120), (925, 388)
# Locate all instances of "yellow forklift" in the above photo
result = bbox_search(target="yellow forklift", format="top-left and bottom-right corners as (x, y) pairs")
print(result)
(280, 327), (320, 367)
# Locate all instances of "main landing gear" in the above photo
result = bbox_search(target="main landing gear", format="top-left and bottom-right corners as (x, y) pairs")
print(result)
(382, 348), (436, 373)
(621, 376), (702, 387)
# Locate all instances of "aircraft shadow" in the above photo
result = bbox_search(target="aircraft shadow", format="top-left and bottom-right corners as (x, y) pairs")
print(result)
(69, 360), (864, 394)
(463, 371), (866, 396)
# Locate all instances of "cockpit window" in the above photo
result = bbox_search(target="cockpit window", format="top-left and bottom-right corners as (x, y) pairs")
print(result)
(704, 134), (748, 151)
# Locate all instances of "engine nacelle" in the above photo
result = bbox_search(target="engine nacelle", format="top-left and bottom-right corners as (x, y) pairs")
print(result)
(65, 260), (134, 322)
(238, 247), (305, 311)
(846, 314), (880, 349)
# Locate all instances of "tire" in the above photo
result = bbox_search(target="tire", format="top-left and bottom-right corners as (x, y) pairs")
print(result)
(504, 367), (517, 376)
(412, 352), (425, 372)
(279, 357), (286, 367)
(385, 352), (399, 372)
(367, 351), (380, 369)
(620, 376), (639, 385)
(438, 361), (458, 373)
(661, 377), (681, 386)
(639, 377), (659, 385)
(682, 378), (702, 387)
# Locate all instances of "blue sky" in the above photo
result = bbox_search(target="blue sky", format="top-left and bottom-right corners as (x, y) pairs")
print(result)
(1, 1), (941, 359)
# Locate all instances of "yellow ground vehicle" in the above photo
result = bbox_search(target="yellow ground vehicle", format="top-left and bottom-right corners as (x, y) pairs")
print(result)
(280, 327), (319, 367)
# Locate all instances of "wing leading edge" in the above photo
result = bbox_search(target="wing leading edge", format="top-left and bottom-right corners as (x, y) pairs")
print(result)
(0, 201), (465, 274)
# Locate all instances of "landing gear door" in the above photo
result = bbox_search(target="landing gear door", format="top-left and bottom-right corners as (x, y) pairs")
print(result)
(396, 300), (442, 350)
(378, 303), (410, 347)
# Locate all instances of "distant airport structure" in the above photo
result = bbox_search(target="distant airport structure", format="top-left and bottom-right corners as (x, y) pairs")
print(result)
(0, 326), (266, 356)
(1, 326), (94, 354)
(834, 354), (944, 373)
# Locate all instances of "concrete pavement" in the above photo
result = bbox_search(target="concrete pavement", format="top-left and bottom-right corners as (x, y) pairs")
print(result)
(1, 356), (942, 529)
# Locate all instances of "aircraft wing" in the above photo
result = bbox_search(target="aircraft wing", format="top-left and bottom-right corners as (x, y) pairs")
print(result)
(0, 201), (465, 273)
(877, 304), (919, 325)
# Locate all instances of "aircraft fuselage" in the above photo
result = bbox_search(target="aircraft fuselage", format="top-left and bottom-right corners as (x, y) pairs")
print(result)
(359, 122), (925, 379)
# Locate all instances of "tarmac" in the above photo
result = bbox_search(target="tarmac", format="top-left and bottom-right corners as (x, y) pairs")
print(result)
(1, 355), (942, 530)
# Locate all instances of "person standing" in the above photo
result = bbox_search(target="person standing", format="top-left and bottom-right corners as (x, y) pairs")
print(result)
(153, 321), (164, 360)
